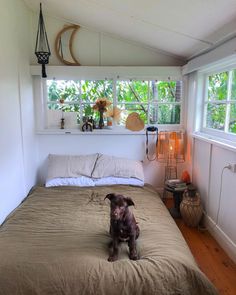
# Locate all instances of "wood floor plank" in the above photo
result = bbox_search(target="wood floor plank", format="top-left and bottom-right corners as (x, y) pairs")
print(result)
(165, 199), (236, 295)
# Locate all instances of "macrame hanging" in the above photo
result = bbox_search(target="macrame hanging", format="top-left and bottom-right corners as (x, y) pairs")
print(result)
(35, 3), (51, 78)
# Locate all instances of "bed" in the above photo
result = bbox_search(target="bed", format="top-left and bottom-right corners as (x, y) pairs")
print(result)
(0, 154), (218, 295)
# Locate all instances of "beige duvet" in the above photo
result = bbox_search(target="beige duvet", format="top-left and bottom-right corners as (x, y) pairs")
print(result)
(0, 185), (218, 295)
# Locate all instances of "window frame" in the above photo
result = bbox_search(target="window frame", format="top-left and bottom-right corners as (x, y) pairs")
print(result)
(32, 66), (184, 133)
(201, 63), (236, 142)
(44, 78), (183, 127)
(115, 78), (183, 126)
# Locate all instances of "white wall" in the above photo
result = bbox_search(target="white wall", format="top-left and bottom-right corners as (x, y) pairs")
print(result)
(27, 11), (186, 189)
(0, 0), (233, 267)
(36, 133), (187, 189)
(37, 134), (153, 183)
(0, 1), (186, 225)
(31, 65), (185, 189)
(192, 139), (236, 263)
(0, 0), (38, 224)
(29, 13), (184, 67)
(186, 56), (236, 262)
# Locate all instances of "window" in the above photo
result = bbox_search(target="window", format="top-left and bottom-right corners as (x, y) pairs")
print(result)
(116, 80), (182, 125)
(203, 69), (236, 136)
(47, 79), (113, 123)
(46, 78), (183, 128)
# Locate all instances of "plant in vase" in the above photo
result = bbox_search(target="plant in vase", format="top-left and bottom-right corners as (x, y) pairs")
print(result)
(59, 96), (65, 129)
(92, 98), (111, 129)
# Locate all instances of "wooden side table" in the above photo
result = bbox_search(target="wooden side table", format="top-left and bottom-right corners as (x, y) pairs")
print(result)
(164, 185), (186, 218)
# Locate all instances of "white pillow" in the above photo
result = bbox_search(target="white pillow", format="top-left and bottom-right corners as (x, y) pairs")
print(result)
(47, 153), (98, 182)
(92, 154), (144, 181)
(93, 177), (144, 187)
(45, 176), (95, 187)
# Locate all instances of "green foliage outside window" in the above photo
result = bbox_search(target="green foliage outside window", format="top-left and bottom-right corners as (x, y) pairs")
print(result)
(206, 70), (236, 134)
(48, 80), (80, 102)
(208, 72), (228, 101)
(46, 79), (182, 125)
(206, 104), (226, 130)
(117, 81), (149, 123)
(231, 70), (236, 100)
(155, 81), (180, 102)
(158, 105), (180, 124)
(229, 104), (236, 133)
(81, 80), (113, 102)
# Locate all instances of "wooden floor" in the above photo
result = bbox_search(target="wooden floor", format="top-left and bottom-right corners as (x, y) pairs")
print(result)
(165, 199), (236, 295)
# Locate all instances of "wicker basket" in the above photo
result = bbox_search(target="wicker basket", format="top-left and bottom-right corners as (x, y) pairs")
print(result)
(180, 188), (203, 227)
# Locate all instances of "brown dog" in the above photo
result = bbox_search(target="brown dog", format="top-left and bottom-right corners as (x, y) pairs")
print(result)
(104, 193), (140, 262)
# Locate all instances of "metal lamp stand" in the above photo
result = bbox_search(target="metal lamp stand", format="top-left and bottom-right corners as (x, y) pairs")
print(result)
(163, 153), (177, 200)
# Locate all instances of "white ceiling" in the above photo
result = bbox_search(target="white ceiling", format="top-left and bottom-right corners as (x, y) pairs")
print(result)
(23, 0), (236, 61)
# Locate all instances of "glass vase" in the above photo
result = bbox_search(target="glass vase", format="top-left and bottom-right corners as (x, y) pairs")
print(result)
(99, 110), (104, 129)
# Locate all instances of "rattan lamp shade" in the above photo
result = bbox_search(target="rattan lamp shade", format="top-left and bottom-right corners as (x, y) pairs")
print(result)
(157, 131), (185, 180)
(157, 131), (185, 163)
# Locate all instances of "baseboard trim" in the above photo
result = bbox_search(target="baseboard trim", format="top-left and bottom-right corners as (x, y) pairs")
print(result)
(204, 214), (236, 264)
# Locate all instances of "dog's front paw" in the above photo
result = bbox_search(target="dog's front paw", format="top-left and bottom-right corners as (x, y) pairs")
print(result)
(129, 252), (139, 260)
(108, 255), (118, 262)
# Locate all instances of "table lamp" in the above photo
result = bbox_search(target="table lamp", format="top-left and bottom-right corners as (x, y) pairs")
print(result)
(157, 131), (185, 181)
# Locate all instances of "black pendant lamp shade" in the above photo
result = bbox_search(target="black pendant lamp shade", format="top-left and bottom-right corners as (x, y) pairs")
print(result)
(35, 3), (51, 78)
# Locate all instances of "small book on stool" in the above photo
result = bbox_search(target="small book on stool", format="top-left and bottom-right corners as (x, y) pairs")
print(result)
(165, 179), (187, 191)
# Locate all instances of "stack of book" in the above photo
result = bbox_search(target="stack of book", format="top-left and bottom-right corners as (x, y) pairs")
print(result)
(165, 179), (188, 191)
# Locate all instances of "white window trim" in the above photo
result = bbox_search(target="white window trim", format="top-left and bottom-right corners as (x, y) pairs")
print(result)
(196, 61), (236, 144)
(31, 65), (184, 134)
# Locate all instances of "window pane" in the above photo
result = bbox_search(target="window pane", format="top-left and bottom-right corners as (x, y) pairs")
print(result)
(149, 104), (158, 124)
(149, 81), (182, 103)
(117, 80), (148, 103)
(47, 103), (61, 110)
(231, 70), (236, 100)
(81, 103), (114, 126)
(47, 103), (80, 112)
(47, 104), (80, 125)
(82, 103), (95, 119)
(206, 103), (226, 130)
(62, 104), (80, 113)
(81, 103), (105, 121)
(158, 104), (180, 124)
(46, 78), (183, 128)
(81, 80), (113, 102)
(117, 103), (148, 124)
(47, 80), (80, 102)
(229, 103), (236, 134)
(207, 72), (228, 101)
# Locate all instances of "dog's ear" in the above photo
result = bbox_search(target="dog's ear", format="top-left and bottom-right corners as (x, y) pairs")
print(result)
(125, 197), (135, 207)
(104, 193), (115, 201)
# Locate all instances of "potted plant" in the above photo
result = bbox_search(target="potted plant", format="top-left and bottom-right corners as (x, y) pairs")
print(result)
(92, 98), (111, 129)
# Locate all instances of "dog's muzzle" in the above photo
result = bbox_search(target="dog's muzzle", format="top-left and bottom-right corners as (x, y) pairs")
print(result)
(111, 210), (123, 220)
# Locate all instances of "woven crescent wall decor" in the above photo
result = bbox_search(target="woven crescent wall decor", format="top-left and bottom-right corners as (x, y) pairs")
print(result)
(55, 24), (81, 65)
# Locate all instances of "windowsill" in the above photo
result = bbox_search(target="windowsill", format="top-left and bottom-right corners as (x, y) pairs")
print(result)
(36, 124), (184, 135)
(36, 127), (146, 135)
(192, 131), (236, 152)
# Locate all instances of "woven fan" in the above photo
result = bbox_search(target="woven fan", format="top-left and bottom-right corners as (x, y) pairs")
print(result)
(125, 112), (144, 131)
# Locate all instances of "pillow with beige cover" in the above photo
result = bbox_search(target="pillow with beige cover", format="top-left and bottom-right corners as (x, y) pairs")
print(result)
(92, 154), (144, 181)
(47, 153), (98, 181)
